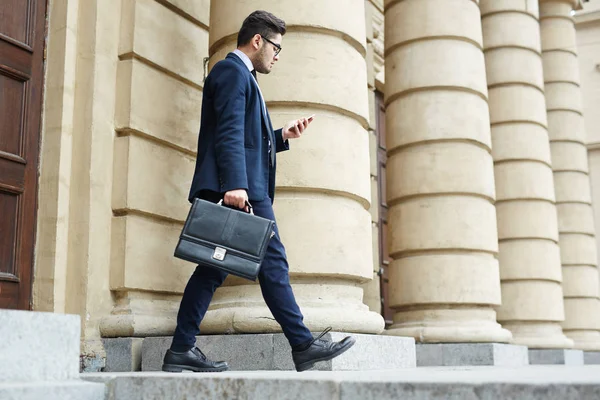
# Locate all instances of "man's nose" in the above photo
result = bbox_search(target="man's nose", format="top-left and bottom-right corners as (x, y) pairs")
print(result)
(274, 54), (279, 62)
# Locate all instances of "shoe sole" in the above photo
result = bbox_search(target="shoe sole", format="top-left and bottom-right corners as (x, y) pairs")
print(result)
(162, 364), (229, 373)
(295, 337), (357, 372)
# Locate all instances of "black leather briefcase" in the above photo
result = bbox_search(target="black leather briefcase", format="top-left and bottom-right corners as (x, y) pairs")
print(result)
(174, 198), (275, 281)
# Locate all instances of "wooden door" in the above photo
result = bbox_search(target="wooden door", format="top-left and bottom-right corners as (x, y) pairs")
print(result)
(0, 1), (47, 309)
(375, 91), (394, 326)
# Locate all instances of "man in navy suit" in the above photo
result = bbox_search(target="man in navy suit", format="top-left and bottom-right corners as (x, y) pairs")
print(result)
(162, 10), (355, 373)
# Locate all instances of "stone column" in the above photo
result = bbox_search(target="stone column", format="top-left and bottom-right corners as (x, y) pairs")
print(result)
(383, 0), (511, 342)
(540, 0), (600, 350)
(480, 1), (572, 348)
(204, 1), (384, 334)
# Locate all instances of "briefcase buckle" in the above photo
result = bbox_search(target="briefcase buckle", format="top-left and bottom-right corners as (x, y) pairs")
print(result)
(213, 247), (227, 261)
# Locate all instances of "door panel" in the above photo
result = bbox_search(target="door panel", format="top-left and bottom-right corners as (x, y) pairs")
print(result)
(0, 0), (46, 310)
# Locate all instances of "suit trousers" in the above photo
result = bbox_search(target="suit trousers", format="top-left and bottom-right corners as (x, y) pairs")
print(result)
(171, 193), (314, 349)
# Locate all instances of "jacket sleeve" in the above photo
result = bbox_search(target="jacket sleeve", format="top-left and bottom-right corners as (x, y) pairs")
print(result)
(274, 128), (289, 153)
(212, 63), (249, 192)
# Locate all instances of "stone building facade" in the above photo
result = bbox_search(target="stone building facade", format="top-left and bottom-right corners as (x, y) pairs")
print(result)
(1, 0), (599, 367)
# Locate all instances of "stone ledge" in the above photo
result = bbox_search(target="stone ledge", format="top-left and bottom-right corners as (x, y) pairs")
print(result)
(0, 310), (80, 382)
(417, 343), (529, 367)
(103, 338), (144, 372)
(0, 381), (105, 400)
(141, 333), (416, 371)
(529, 349), (584, 365)
(84, 366), (600, 400)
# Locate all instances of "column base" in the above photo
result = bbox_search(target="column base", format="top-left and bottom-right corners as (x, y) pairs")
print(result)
(529, 349), (584, 365)
(501, 323), (575, 349)
(585, 352), (600, 365)
(201, 305), (385, 336)
(566, 331), (600, 351)
(416, 343), (529, 367)
(140, 333), (416, 371)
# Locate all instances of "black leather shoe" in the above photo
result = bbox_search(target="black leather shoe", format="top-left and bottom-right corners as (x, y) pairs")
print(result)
(292, 327), (356, 372)
(162, 347), (229, 372)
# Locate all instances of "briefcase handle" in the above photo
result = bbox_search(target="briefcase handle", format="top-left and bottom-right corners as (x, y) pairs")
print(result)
(217, 199), (254, 215)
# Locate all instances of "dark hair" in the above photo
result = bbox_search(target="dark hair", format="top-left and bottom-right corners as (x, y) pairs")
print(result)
(237, 10), (286, 47)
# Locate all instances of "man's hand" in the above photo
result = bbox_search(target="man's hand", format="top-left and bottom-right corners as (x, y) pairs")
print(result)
(223, 189), (249, 211)
(282, 116), (314, 141)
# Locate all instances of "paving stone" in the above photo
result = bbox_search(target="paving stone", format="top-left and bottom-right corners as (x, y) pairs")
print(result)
(0, 310), (80, 382)
(529, 349), (584, 365)
(0, 380), (105, 400)
(142, 334), (275, 371)
(83, 366), (600, 400)
(585, 352), (600, 365)
(417, 343), (529, 367)
(103, 338), (144, 372)
(143, 333), (415, 372)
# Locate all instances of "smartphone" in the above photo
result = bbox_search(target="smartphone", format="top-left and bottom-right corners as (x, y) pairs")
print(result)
(307, 114), (315, 122)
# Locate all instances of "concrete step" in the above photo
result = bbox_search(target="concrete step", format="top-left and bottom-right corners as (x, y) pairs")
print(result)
(0, 380), (105, 400)
(139, 333), (416, 372)
(0, 310), (80, 382)
(84, 366), (600, 400)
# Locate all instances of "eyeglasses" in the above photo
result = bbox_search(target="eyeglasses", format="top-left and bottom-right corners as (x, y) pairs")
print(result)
(262, 36), (282, 56)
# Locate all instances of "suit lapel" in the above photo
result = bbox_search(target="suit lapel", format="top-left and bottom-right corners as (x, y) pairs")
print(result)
(249, 75), (276, 165)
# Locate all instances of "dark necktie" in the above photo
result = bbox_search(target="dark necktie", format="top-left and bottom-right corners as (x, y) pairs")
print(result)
(251, 70), (273, 165)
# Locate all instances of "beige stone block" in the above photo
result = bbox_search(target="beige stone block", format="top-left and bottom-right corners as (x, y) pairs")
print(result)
(120, 0), (209, 86)
(489, 86), (548, 126)
(540, 1), (574, 18)
(362, 271), (382, 314)
(112, 135), (194, 222)
(485, 48), (545, 89)
(498, 240), (562, 281)
(541, 18), (578, 52)
(387, 143), (495, 202)
(545, 82), (583, 112)
(496, 201), (560, 240)
(559, 233), (598, 265)
(110, 214), (193, 292)
(547, 111), (586, 143)
(368, 89), (377, 131)
(480, 0), (539, 16)
(274, 194), (373, 280)
(386, 91), (492, 151)
(270, 108), (370, 203)
(494, 162), (556, 201)
(367, 43), (376, 89)
(388, 196), (498, 255)
(589, 150), (600, 267)
(370, 176), (379, 223)
(497, 281), (565, 321)
(209, 0), (367, 51)
(385, 40), (488, 98)
(115, 59), (201, 153)
(557, 203), (596, 234)
(365, 0), (375, 43)
(542, 51), (581, 85)
(563, 298), (600, 330)
(161, 0), (210, 26)
(491, 124), (552, 164)
(577, 37), (600, 145)
(562, 266), (600, 297)
(372, 222), (381, 269)
(385, 0), (483, 48)
(211, 34), (370, 125)
(554, 171), (593, 203)
(482, 12), (542, 52)
(369, 129), (378, 177)
(388, 254), (501, 306)
(550, 142), (590, 172)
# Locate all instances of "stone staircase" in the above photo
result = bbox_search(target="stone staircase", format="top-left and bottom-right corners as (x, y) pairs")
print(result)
(0, 310), (105, 400)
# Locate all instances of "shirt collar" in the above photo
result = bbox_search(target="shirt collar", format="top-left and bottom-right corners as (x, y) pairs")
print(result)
(233, 49), (254, 72)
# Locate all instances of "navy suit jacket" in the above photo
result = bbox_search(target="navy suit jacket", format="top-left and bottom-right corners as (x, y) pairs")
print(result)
(188, 53), (289, 203)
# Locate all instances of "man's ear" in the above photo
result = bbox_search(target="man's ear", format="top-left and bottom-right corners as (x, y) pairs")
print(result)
(252, 34), (261, 50)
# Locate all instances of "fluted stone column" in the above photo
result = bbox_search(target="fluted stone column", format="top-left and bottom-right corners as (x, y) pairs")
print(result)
(480, 1), (573, 348)
(383, 0), (512, 343)
(540, 0), (600, 350)
(203, 1), (385, 334)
